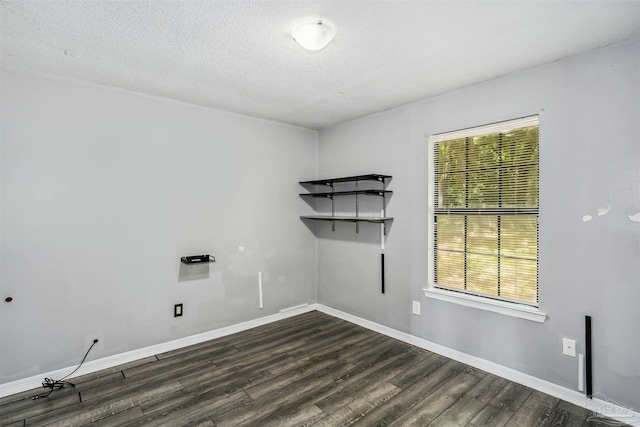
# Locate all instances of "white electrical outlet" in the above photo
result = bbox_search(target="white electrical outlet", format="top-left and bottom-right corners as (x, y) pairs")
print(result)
(562, 338), (576, 357)
(412, 301), (421, 315)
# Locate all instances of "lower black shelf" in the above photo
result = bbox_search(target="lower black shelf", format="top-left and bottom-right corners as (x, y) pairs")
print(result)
(300, 215), (393, 224)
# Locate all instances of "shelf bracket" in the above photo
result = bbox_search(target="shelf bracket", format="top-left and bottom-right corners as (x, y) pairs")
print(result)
(355, 181), (360, 233)
(330, 183), (335, 232)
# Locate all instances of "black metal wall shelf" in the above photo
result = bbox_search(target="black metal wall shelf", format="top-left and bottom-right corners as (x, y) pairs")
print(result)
(300, 174), (391, 186)
(181, 255), (216, 264)
(300, 189), (392, 199)
(300, 173), (393, 294)
(299, 173), (393, 234)
(300, 215), (393, 224)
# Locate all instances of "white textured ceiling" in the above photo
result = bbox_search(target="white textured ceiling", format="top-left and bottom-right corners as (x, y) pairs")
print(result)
(2, 1), (639, 129)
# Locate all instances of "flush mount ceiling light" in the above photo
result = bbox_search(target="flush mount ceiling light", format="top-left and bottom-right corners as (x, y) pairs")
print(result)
(292, 20), (336, 51)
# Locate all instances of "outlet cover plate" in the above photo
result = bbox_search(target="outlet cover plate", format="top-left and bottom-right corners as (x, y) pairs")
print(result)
(174, 303), (183, 317)
(412, 301), (421, 315)
(562, 338), (576, 357)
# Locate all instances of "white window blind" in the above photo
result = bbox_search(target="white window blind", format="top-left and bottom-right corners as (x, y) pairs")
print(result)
(430, 116), (539, 306)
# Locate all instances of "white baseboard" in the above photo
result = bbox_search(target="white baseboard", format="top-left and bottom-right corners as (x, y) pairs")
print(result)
(0, 304), (317, 399)
(2, 303), (637, 427)
(279, 303), (310, 313)
(315, 304), (640, 427)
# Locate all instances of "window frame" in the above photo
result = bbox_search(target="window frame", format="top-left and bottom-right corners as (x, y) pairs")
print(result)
(423, 116), (546, 323)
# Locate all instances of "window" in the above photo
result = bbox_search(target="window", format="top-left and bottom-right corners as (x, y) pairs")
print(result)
(426, 116), (542, 320)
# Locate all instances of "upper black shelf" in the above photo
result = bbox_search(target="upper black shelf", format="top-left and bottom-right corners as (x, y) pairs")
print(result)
(300, 189), (392, 198)
(299, 174), (392, 186)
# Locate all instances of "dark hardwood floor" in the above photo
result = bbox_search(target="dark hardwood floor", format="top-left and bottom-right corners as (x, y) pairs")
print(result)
(0, 311), (629, 426)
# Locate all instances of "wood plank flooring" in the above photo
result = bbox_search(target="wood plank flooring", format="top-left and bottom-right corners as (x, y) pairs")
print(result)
(0, 311), (629, 426)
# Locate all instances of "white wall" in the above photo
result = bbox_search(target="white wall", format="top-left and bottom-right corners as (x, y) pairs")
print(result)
(2, 39), (638, 411)
(0, 68), (317, 384)
(317, 39), (640, 409)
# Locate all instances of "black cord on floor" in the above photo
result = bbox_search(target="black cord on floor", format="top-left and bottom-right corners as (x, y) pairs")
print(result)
(32, 339), (98, 400)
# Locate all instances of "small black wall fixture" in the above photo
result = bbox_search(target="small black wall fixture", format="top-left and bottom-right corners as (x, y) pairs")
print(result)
(585, 315), (592, 398)
(181, 255), (215, 264)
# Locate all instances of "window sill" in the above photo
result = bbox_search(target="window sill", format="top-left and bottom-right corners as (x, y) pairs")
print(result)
(422, 287), (547, 323)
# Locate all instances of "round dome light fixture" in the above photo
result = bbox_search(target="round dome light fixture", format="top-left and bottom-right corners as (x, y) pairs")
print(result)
(292, 20), (336, 51)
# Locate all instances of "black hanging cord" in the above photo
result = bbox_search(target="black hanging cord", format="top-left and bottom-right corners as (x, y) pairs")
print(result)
(32, 339), (98, 400)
